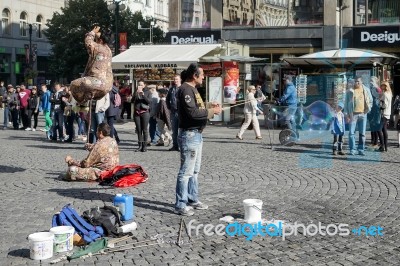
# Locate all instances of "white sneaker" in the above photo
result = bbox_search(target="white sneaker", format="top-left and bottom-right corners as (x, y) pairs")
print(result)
(32, 128), (36, 131)
(25, 127), (32, 131)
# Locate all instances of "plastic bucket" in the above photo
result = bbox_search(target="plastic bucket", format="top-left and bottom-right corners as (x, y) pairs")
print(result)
(28, 232), (54, 260)
(50, 226), (74, 253)
(243, 199), (263, 224)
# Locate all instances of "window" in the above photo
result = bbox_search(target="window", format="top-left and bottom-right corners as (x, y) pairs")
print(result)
(20, 12), (28, 37)
(180, 0), (211, 29)
(1, 8), (11, 35)
(355, 0), (366, 25)
(146, 0), (151, 7)
(368, 0), (400, 24)
(36, 15), (43, 38)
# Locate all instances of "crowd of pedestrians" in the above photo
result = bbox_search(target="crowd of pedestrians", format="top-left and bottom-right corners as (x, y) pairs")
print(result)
(0, 77), (183, 152)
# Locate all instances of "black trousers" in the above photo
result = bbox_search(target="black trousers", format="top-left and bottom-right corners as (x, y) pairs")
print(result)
(134, 111), (150, 142)
(27, 109), (39, 129)
(333, 134), (344, 150)
(52, 110), (64, 140)
(107, 116), (120, 141)
(121, 102), (131, 119)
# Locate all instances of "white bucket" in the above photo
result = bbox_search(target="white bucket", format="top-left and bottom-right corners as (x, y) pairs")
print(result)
(50, 226), (74, 253)
(28, 232), (54, 260)
(243, 199), (263, 224)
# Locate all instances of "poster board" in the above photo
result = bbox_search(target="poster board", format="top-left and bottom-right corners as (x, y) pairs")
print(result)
(209, 77), (222, 122)
(223, 61), (240, 104)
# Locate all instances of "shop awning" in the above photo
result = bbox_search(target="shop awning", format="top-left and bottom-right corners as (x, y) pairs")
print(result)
(283, 48), (398, 67)
(112, 44), (222, 69)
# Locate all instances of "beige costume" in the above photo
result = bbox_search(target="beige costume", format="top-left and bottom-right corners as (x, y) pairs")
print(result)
(66, 136), (119, 181)
(70, 31), (113, 103)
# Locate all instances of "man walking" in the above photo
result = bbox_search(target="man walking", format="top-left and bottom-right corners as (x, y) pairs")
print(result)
(344, 77), (372, 155)
(174, 63), (221, 216)
(166, 74), (181, 151)
(277, 76), (298, 136)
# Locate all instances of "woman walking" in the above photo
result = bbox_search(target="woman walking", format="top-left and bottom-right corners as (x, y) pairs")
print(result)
(236, 85), (264, 140)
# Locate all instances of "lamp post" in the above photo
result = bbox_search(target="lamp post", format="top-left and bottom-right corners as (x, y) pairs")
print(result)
(108, 0), (126, 55)
(138, 21), (155, 44)
(339, 4), (349, 49)
(26, 23), (37, 69)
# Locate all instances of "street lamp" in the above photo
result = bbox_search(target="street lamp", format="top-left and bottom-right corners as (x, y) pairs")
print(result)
(338, 4), (349, 49)
(108, 0), (126, 55)
(138, 21), (155, 44)
(25, 23), (37, 69)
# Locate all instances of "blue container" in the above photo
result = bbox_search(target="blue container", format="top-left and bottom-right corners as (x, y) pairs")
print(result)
(113, 194), (134, 221)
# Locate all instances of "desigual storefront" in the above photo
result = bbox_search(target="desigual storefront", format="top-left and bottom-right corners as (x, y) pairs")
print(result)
(351, 26), (400, 95)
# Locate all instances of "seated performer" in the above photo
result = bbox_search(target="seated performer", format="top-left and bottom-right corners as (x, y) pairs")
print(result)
(70, 25), (113, 104)
(64, 123), (119, 181)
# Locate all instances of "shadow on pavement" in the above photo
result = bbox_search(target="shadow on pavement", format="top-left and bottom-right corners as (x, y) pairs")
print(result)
(0, 165), (26, 173)
(48, 187), (114, 202)
(8, 248), (30, 259)
(48, 188), (175, 214)
(25, 144), (82, 150)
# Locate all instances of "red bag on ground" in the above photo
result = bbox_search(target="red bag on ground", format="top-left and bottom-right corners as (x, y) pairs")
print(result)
(99, 164), (148, 188)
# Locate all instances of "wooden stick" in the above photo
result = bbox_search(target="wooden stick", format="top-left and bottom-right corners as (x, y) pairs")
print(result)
(177, 218), (184, 247)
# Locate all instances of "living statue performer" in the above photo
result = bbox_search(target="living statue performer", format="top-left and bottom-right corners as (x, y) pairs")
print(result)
(70, 25), (113, 104)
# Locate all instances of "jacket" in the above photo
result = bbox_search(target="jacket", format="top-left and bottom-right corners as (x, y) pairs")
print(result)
(278, 82), (297, 107)
(243, 92), (263, 114)
(177, 82), (214, 131)
(41, 90), (52, 112)
(95, 93), (110, 113)
(380, 91), (392, 119)
(156, 98), (172, 130)
(3, 91), (19, 109)
(132, 90), (151, 114)
(50, 90), (67, 111)
(166, 85), (179, 112)
(344, 84), (372, 115)
(330, 111), (345, 135)
(106, 87), (120, 117)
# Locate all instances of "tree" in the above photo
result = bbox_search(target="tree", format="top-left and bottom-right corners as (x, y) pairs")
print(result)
(45, 1), (166, 81)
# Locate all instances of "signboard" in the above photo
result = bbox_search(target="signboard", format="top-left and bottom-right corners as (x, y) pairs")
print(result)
(119, 33), (127, 52)
(200, 62), (222, 77)
(165, 30), (221, 45)
(223, 61), (239, 104)
(209, 77), (222, 122)
(353, 26), (400, 48)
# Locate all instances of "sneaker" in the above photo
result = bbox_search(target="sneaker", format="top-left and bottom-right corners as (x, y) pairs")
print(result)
(25, 127), (32, 131)
(32, 128), (36, 131)
(188, 201), (208, 210)
(358, 151), (365, 156)
(174, 206), (194, 216)
(332, 150), (338, 155)
(338, 151), (346, 155)
(350, 151), (356, 155)
(41, 128), (49, 132)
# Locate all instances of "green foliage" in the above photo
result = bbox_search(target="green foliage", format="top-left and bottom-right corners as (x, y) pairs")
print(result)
(45, 1), (167, 81)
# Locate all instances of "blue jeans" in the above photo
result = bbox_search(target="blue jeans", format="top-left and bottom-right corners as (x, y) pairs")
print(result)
(89, 112), (105, 143)
(3, 107), (9, 128)
(171, 111), (179, 149)
(76, 112), (86, 136)
(284, 106), (297, 132)
(149, 116), (160, 144)
(175, 129), (203, 209)
(348, 113), (367, 152)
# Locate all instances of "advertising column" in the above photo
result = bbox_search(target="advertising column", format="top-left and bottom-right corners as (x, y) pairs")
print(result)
(223, 61), (240, 104)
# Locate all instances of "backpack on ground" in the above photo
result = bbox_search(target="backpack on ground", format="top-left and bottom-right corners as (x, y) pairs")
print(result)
(113, 93), (122, 107)
(52, 204), (104, 243)
(82, 205), (122, 237)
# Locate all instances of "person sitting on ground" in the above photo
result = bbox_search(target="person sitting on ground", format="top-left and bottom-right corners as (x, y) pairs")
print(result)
(64, 122), (119, 181)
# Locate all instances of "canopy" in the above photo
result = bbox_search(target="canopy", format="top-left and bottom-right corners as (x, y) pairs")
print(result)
(283, 48), (398, 67)
(112, 44), (222, 69)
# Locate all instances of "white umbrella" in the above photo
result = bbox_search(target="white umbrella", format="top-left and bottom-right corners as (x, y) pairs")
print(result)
(283, 48), (398, 68)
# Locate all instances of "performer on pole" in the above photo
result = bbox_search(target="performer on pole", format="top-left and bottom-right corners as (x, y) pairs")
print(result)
(70, 25), (113, 104)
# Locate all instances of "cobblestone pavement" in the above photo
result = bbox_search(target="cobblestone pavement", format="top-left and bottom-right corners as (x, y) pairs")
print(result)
(1, 113), (400, 265)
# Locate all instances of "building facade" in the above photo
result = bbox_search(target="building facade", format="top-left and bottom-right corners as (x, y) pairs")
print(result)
(0, 0), (65, 85)
(168, 0), (400, 95)
(127, 0), (169, 35)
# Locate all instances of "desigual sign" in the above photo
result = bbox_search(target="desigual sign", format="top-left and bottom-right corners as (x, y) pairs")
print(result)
(166, 30), (221, 45)
(353, 27), (400, 47)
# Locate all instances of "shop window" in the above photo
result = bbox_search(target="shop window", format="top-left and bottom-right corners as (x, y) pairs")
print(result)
(368, 0), (400, 24)
(1, 8), (11, 35)
(36, 15), (43, 38)
(289, 0), (324, 26)
(20, 12), (28, 37)
(180, 0), (211, 29)
(355, 0), (366, 25)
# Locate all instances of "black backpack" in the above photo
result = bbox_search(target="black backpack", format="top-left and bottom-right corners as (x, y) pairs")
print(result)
(82, 205), (122, 237)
